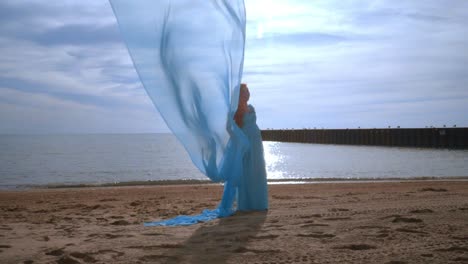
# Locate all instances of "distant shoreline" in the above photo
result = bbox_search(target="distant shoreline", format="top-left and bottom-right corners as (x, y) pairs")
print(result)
(2, 176), (467, 191)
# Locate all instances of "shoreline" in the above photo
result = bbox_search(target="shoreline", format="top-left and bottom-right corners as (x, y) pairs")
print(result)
(2, 176), (468, 191)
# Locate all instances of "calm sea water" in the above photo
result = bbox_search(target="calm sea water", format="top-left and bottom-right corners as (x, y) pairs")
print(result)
(1, 134), (467, 188)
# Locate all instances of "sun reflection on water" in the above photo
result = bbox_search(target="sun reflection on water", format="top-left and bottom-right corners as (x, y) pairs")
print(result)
(263, 141), (286, 179)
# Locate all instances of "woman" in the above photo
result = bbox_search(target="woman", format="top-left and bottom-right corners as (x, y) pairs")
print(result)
(143, 84), (266, 226)
(234, 84), (268, 211)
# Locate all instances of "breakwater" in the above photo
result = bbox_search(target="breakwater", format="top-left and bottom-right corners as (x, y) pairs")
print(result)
(261, 128), (468, 149)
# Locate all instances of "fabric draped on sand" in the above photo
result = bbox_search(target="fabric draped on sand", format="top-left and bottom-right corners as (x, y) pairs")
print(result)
(110, 0), (264, 226)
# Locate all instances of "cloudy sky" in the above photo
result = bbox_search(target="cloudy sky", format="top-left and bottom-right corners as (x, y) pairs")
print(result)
(1, 0), (467, 134)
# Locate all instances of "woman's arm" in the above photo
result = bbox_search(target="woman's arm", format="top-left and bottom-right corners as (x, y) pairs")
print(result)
(234, 111), (243, 128)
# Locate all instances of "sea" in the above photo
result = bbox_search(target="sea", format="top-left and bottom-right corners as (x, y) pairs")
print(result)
(1, 134), (467, 189)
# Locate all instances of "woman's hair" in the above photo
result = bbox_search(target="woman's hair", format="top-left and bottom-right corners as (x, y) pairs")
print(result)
(234, 83), (249, 127)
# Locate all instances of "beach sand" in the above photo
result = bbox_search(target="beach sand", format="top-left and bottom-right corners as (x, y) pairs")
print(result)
(1, 181), (467, 264)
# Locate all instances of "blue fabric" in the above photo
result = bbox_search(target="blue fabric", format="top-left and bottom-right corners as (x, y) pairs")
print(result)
(145, 105), (269, 227)
(109, 0), (251, 226)
(238, 105), (269, 211)
(144, 209), (220, 227)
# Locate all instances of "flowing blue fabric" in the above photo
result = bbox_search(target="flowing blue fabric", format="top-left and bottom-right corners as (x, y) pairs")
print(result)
(109, 0), (249, 226)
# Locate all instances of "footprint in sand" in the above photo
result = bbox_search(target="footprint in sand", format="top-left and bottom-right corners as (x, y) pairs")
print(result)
(352, 225), (391, 238)
(392, 216), (423, 223)
(106, 233), (125, 239)
(278, 253), (314, 263)
(57, 256), (80, 264)
(129, 201), (142, 207)
(376, 232), (389, 238)
(451, 236), (468, 241)
(128, 244), (182, 250)
(303, 195), (324, 200)
(354, 225), (386, 230)
(395, 228), (428, 235)
(299, 214), (322, 219)
(329, 208), (350, 212)
(99, 198), (118, 202)
(380, 214), (402, 220)
(110, 220), (130, 226)
(409, 209), (434, 214)
(95, 249), (125, 260)
(272, 195), (295, 200)
(158, 244), (184, 249)
(70, 252), (97, 263)
(4, 206), (24, 212)
(248, 234), (279, 240)
(84, 204), (103, 211)
(323, 217), (352, 221)
(435, 246), (468, 253)
(38, 236), (50, 242)
(0, 225), (13, 231)
(301, 223), (329, 227)
(419, 188), (448, 192)
(265, 224), (283, 228)
(233, 247), (280, 254)
(139, 255), (179, 262)
(333, 244), (377, 250)
(297, 233), (335, 239)
(45, 248), (65, 256)
(142, 232), (169, 237)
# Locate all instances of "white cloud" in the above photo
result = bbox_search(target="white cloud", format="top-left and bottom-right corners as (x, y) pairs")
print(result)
(243, 0), (468, 129)
(1, 0), (467, 133)
(0, 87), (166, 134)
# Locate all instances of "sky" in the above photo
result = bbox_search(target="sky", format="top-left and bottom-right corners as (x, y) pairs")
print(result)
(0, 0), (467, 134)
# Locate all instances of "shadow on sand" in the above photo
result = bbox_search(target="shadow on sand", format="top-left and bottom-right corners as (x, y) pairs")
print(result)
(163, 211), (267, 263)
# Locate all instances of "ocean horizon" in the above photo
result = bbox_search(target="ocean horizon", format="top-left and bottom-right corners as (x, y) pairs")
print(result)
(1, 133), (467, 189)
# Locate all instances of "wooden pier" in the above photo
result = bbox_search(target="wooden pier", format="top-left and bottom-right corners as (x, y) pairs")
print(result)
(261, 128), (468, 149)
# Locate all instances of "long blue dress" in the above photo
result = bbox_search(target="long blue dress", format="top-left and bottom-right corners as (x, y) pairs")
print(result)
(238, 105), (268, 211)
(110, 0), (265, 226)
(142, 104), (267, 226)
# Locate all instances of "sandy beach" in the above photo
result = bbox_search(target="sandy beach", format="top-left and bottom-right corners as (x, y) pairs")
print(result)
(1, 181), (467, 264)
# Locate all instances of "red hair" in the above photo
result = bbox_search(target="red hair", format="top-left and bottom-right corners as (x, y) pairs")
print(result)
(234, 83), (249, 127)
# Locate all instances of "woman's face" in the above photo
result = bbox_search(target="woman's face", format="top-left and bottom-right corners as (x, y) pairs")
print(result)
(240, 85), (250, 103)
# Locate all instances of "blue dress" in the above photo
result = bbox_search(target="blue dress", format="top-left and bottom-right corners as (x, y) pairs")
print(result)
(143, 104), (267, 226)
(111, 0), (261, 226)
(237, 104), (269, 211)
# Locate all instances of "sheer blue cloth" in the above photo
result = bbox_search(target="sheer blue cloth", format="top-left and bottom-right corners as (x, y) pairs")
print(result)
(109, 0), (249, 226)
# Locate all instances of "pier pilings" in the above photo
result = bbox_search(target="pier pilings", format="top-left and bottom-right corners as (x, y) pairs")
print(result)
(261, 128), (468, 149)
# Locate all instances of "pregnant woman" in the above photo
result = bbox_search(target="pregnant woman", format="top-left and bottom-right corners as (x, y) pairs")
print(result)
(234, 84), (268, 211)
(110, 0), (265, 226)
